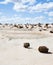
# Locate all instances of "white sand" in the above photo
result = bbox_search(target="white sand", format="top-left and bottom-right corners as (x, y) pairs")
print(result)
(0, 28), (53, 65)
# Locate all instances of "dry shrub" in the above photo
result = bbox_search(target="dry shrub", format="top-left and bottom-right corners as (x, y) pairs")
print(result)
(24, 43), (30, 48)
(44, 23), (49, 28)
(38, 46), (49, 53)
(38, 23), (42, 27)
(43, 28), (47, 31)
(19, 26), (23, 28)
(5, 23), (8, 26)
(0, 23), (2, 25)
(51, 23), (53, 25)
(10, 24), (13, 26)
(14, 24), (18, 28)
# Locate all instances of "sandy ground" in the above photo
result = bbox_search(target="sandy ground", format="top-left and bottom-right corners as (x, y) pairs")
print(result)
(0, 28), (53, 65)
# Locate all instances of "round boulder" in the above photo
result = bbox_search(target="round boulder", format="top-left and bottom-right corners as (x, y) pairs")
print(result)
(24, 43), (30, 48)
(38, 46), (49, 53)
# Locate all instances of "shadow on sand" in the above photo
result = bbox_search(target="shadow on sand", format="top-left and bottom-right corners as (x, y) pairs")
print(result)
(27, 47), (32, 49)
(42, 52), (53, 54)
(46, 52), (53, 54)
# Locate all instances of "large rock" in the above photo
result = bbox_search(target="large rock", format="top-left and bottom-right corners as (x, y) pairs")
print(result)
(38, 46), (49, 53)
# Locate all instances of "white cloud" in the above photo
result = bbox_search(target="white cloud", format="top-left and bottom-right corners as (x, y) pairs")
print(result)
(44, 11), (53, 16)
(13, 2), (53, 13)
(13, 2), (28, 12)
(0, 15), (44, 24)
(0, 0), (20, 4)
(0, 0), (11, 4)
(1, 15), (53, 24)
(0, 0), (53, 13)
(13, 0), (36, 12)
(48, 12), (53, 16)
(0, 0), (36, 12)
(0, 0), (35, 4)
(49, 18), (53, 20)
(0, 12), (2, 15)
(29, 2), (53, 12)
(21, 0), (35, 5)
(0, 1), (7, 4)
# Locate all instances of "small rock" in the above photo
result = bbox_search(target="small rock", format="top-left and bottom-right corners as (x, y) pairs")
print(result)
(24, 43), (30, 48)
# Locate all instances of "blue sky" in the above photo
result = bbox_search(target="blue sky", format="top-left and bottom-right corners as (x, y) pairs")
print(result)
(0, 0), (53, 24)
